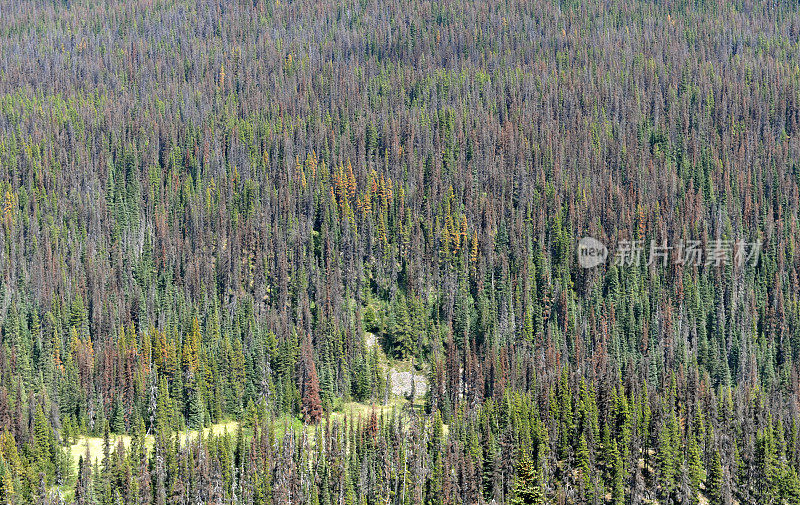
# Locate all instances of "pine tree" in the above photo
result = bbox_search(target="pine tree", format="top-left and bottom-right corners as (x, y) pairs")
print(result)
(687, 434), (703, 504)
(155, 376), (174, 437)
(509, 455), (544, 505)
(100, 420), (112, 505)
(185, 382), (203, 429)
(111, 399), (125, 434)
(706, 449), (724, 505)
(656, 414), (678, 501)
(301, 339), (323, 424)
(755, 423), (778, 502)
(610, 439), (624, 505)
(0, 457), (14, 504)
(75, 445), (92, 505)
(32, 406), (52, 478)
(391, 296), (416, 359)
(576, 434), (593, 503)
(351, 352), (370, 402)
(778, 465), (800, 503)
(426, 411), (444, 505)
(184, 318), (204, 429)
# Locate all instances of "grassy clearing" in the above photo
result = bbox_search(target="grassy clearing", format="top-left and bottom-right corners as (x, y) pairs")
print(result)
(67, 420), (240, 471)
(58, 399), (439, 502)
(330, 398), (419, 421)
(65, 400), (422, 472)
(265, 398), (424, 441)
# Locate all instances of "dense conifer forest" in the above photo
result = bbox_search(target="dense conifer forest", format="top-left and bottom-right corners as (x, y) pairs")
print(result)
(1, 0), (800, 503)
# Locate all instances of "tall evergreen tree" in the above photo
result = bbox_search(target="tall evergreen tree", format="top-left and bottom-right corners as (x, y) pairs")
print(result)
(509, 455), (544, 505)
(706, 449), (724, 505)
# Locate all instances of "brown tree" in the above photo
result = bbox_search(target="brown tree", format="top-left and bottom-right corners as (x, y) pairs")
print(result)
(300, 338), (322, 424)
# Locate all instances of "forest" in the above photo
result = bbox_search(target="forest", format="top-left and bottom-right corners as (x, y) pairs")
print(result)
(0, 0), (800, 503)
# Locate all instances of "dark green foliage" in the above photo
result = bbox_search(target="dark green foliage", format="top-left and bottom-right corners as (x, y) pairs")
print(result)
(390, 296), (416, 360)
(509, 456), (544, 505)
(706, 449), (724, 505)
